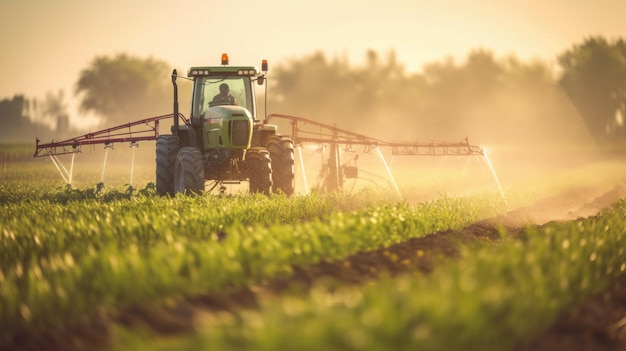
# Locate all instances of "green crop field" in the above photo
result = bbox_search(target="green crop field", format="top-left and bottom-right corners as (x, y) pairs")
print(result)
(1, 143), (626, 351)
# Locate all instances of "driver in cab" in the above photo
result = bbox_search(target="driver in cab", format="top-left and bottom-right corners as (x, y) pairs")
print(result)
(211, 83), (236, 106)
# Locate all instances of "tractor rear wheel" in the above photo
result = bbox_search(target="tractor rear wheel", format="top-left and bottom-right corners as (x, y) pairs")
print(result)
(156, 135), (179, 196)
(247, 148), (272, 195)
(174, 147), (205, 195)
(266, 135), (295, 196)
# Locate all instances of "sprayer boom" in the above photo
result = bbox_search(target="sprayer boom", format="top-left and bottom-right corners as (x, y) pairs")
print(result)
(34, 113), (186, 157)
(265, 113), (484, 156)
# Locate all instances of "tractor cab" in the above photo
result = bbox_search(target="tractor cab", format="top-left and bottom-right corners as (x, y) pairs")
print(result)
(188, 54), (266, 127)
(184, 54), (270, 151)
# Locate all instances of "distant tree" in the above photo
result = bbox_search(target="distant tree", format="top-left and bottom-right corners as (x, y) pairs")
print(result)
(267, 50), (414, 135)
(420, 49), (504, 139)
(269, 51), (353, 122)
(0, 96), (29, 133)
(0, 95), (55, 141)
(39, 90), (72, 136)
(558, 36), (626, 140)
(75, 54), (175, 127)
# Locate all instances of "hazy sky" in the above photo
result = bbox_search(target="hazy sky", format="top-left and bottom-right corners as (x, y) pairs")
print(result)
(1, 0), (625, 123)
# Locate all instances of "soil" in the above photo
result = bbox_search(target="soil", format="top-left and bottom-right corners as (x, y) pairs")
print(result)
(5, 180), (626, 351)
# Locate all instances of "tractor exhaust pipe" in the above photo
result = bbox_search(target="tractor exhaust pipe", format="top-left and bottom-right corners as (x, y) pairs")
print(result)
(171, 69), (179, 131)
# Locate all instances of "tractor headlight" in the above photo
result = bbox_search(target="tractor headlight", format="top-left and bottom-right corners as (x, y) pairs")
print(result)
(237, 69), (256, 76)
(188, 69), (210, 76)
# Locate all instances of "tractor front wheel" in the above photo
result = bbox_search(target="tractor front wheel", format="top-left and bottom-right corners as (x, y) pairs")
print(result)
(247, 148), (272, 195)
(174, 147), (205, 195)
(156, 135), (179, 196)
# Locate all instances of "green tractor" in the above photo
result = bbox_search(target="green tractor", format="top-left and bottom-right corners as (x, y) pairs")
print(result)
(157, 54), (295, 196)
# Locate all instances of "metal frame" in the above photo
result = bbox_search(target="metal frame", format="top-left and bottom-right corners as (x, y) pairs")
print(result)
(265, 113), (484, 156)
(34, 113), (187, 157)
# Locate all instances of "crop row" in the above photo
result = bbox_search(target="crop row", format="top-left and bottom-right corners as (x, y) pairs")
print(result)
(0, 184), (415, 267)
(116, 198), (626, 351)
(0, 187), (504, 344)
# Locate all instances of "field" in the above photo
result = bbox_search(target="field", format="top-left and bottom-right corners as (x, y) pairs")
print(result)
(2, 142), (626, 351)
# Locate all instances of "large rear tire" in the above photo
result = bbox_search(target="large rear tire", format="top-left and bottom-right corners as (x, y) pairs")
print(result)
(266, 135), (295, 196)
(156, 135), (179, 196)
(246, 148), (272, 195)
(174, 147), (205, 195)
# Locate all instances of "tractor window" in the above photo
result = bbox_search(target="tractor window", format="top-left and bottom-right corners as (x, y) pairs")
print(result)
(192, 76), (255, 120)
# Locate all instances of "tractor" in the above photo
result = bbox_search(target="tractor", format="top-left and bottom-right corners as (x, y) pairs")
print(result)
(160, 54), (295, 196)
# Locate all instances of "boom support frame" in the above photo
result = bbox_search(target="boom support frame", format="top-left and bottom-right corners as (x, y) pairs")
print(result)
(265, 114), (484, 156)
(34, 113), (187, 157)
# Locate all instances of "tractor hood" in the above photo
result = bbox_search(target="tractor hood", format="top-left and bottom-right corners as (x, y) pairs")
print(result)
(204, 105), (252, 120)
(203, 105), (253, 150)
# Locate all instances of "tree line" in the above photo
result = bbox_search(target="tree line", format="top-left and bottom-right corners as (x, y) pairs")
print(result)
(268, 36), (626, 144)
(1, 36), (624, 144)
(0, 92), (74, 142)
